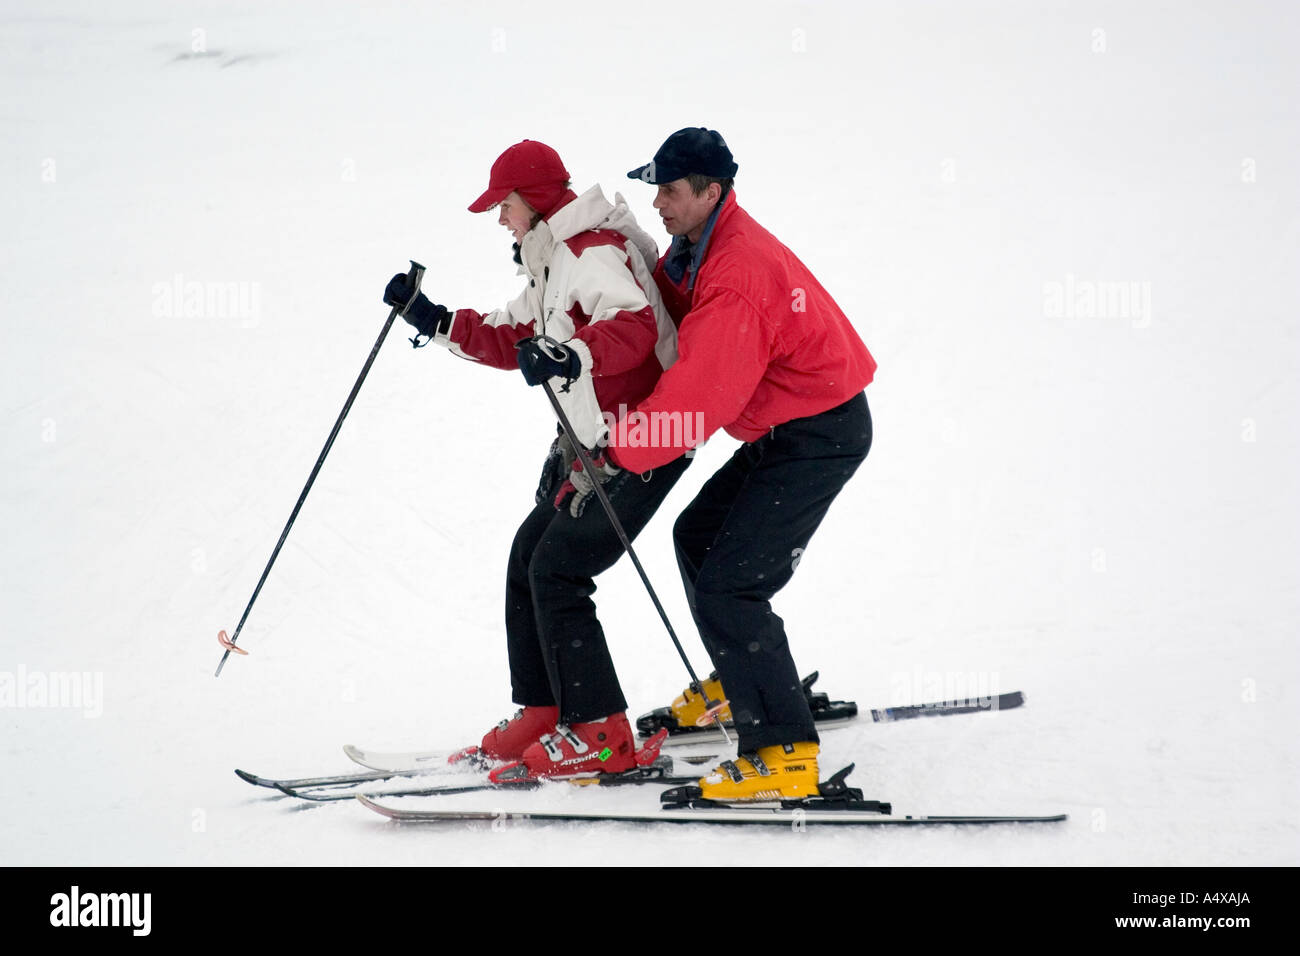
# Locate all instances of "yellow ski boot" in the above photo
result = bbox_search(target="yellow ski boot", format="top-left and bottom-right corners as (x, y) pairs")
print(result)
(670, 674), (731, 727)
(635, 673), (732, 736)
(675, 742), (821, 804)
(636, 672), (858, 741)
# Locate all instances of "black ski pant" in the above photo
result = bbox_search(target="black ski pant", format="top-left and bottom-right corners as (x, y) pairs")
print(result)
(673, 392), (872, 754)
(505, 445), (691, 723)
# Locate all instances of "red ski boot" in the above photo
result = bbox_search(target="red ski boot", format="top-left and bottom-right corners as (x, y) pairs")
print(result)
(450, 705), (559, 766)
(488, 712), (638, 782)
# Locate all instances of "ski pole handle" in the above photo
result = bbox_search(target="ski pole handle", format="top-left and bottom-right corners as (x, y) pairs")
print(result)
(398, 260), (426, 317)
(533, 337), (569, 363)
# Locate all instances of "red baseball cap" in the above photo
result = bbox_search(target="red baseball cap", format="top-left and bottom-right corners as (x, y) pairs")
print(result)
(468, 140), (571, 215)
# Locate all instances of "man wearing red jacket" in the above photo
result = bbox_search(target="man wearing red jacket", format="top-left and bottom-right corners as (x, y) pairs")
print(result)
(609, 128), (876, 801)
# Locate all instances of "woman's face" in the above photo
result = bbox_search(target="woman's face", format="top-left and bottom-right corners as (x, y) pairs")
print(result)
(497, 192), (536, 242)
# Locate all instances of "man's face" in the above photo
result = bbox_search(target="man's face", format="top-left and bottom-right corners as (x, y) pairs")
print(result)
(497, 191), (535, 242)
(652, 179), (721, 243)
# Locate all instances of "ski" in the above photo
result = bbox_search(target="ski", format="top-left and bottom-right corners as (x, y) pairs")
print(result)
(338, 685), (1027, 772)
(234, 762), (472, 793)
(280, 758), (699, 802)
(244, 730), (699, 800)
(643, 687), (1027, 746)
(357, 795), (1067, 827)
(342, 740), (722, 774)
(342, 744), (471, 773)
(353, 761), (1066, 826)
(866, 690), (1026, 722)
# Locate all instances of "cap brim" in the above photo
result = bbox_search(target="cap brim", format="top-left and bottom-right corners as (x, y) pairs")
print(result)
(468, 186), (512, 213)
(627, 161), (679, 184)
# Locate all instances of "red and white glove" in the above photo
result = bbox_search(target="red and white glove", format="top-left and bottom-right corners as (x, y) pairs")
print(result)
(552, 434), (621, 519)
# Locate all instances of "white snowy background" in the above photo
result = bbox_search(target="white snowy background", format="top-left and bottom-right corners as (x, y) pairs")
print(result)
(2, 0), (1296, 866)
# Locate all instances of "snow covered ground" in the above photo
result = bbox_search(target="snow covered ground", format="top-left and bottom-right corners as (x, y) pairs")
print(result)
(2, 0), (1297, 866)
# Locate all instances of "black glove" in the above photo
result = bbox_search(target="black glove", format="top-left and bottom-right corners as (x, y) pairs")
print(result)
(384, 272), (448, 339)
(516, 337), (581, 387)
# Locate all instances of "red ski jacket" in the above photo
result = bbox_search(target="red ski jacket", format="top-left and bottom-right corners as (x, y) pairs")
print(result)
(607, 192), (876, 473)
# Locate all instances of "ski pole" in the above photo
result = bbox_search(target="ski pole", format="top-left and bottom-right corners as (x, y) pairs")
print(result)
(214, 260), (426, 677)
(528, 336), (732, 745)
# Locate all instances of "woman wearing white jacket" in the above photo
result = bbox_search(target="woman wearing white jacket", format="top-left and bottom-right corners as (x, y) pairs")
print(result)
(383, 141), (687, 780)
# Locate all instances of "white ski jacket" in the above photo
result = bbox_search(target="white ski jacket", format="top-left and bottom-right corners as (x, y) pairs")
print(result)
(432, 185), (675, 447)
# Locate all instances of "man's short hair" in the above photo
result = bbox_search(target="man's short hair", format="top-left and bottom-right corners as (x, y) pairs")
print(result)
(685, 174), (734, 200)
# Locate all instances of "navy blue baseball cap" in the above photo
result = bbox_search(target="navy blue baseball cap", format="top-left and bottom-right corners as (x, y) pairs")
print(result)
(627, 127), (739, 184)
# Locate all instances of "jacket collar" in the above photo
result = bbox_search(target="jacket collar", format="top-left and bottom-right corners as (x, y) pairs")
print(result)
(516, 185), (609, 278)
(511, 184), (665, 280)
(663, 189), (734, 291)
(517, 223), (551, 278)
(545, 185), (615, 242)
